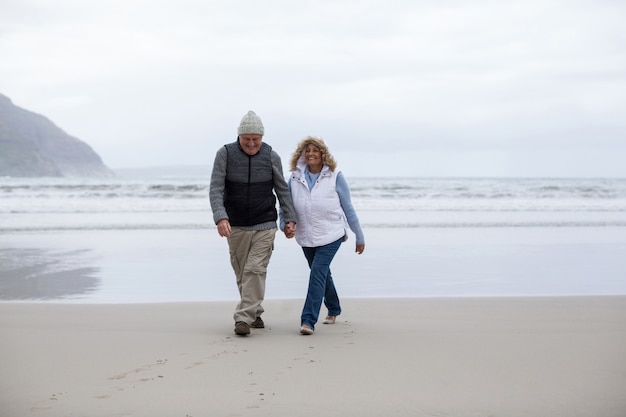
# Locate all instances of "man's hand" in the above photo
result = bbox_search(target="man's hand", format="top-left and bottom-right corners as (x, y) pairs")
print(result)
(284, 221), (296, 239)
(217, 219), (232, 238)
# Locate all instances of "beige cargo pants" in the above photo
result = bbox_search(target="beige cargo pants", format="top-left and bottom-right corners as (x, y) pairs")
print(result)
(227, 227), (277, 325)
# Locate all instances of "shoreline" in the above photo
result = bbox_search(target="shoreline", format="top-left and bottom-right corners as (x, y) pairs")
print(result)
(2, 292), (626, 304)
(2, 296), (625, 416)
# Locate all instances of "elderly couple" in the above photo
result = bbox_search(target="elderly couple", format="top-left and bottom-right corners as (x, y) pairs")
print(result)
(209, 110), (365, 336)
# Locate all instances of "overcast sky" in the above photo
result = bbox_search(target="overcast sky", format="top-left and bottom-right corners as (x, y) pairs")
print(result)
(1, 0), (625, 177)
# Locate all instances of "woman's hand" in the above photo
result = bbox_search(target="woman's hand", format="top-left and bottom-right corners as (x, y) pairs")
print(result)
(355, 244), (365, 254)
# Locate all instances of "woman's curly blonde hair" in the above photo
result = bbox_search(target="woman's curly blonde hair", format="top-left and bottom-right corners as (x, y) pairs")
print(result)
(289, 136), (337, 172)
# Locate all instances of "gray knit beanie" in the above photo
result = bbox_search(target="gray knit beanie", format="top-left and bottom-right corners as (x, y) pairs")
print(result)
(238, 110), (264, 135)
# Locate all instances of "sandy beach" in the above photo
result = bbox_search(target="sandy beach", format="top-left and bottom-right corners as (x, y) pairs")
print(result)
(1, 296), (625, 417)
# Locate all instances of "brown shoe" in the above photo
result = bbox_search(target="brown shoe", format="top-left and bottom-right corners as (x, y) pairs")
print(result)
(234, 321), (250, 335)
(251, 317), (265, 328)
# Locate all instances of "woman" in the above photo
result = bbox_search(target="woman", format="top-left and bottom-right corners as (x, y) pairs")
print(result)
(287, 136), (365, 335)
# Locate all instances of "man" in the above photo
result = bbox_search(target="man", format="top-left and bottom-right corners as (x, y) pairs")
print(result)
(210, 110), (297, 336)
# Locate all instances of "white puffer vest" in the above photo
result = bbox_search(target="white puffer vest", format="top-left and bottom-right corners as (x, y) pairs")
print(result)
(290, 166), (347, 247)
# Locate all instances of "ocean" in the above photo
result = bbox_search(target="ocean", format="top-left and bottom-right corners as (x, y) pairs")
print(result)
(2, 175), (626, 230)
(1, 172), (626, 302)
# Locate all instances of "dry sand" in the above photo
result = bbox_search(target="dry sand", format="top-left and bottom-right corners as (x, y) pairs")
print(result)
(1, 296), (625, 417)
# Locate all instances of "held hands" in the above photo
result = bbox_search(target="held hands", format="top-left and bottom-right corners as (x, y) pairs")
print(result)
(284, 222), (296, 239)
(355, 243), (365, 255)
(216, 219), (232, 238)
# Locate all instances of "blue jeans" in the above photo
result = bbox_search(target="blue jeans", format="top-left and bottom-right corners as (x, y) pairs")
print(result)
(300, 237), (343, 330)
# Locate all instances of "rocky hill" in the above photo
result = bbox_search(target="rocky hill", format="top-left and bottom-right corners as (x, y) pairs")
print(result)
(0, 93), (114, 177)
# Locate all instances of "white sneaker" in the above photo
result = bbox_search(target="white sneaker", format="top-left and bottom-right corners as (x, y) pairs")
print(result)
(300, 325), (314, 335)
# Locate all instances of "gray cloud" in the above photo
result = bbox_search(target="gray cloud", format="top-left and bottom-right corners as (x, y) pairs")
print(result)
(1, 0), (625, 176)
